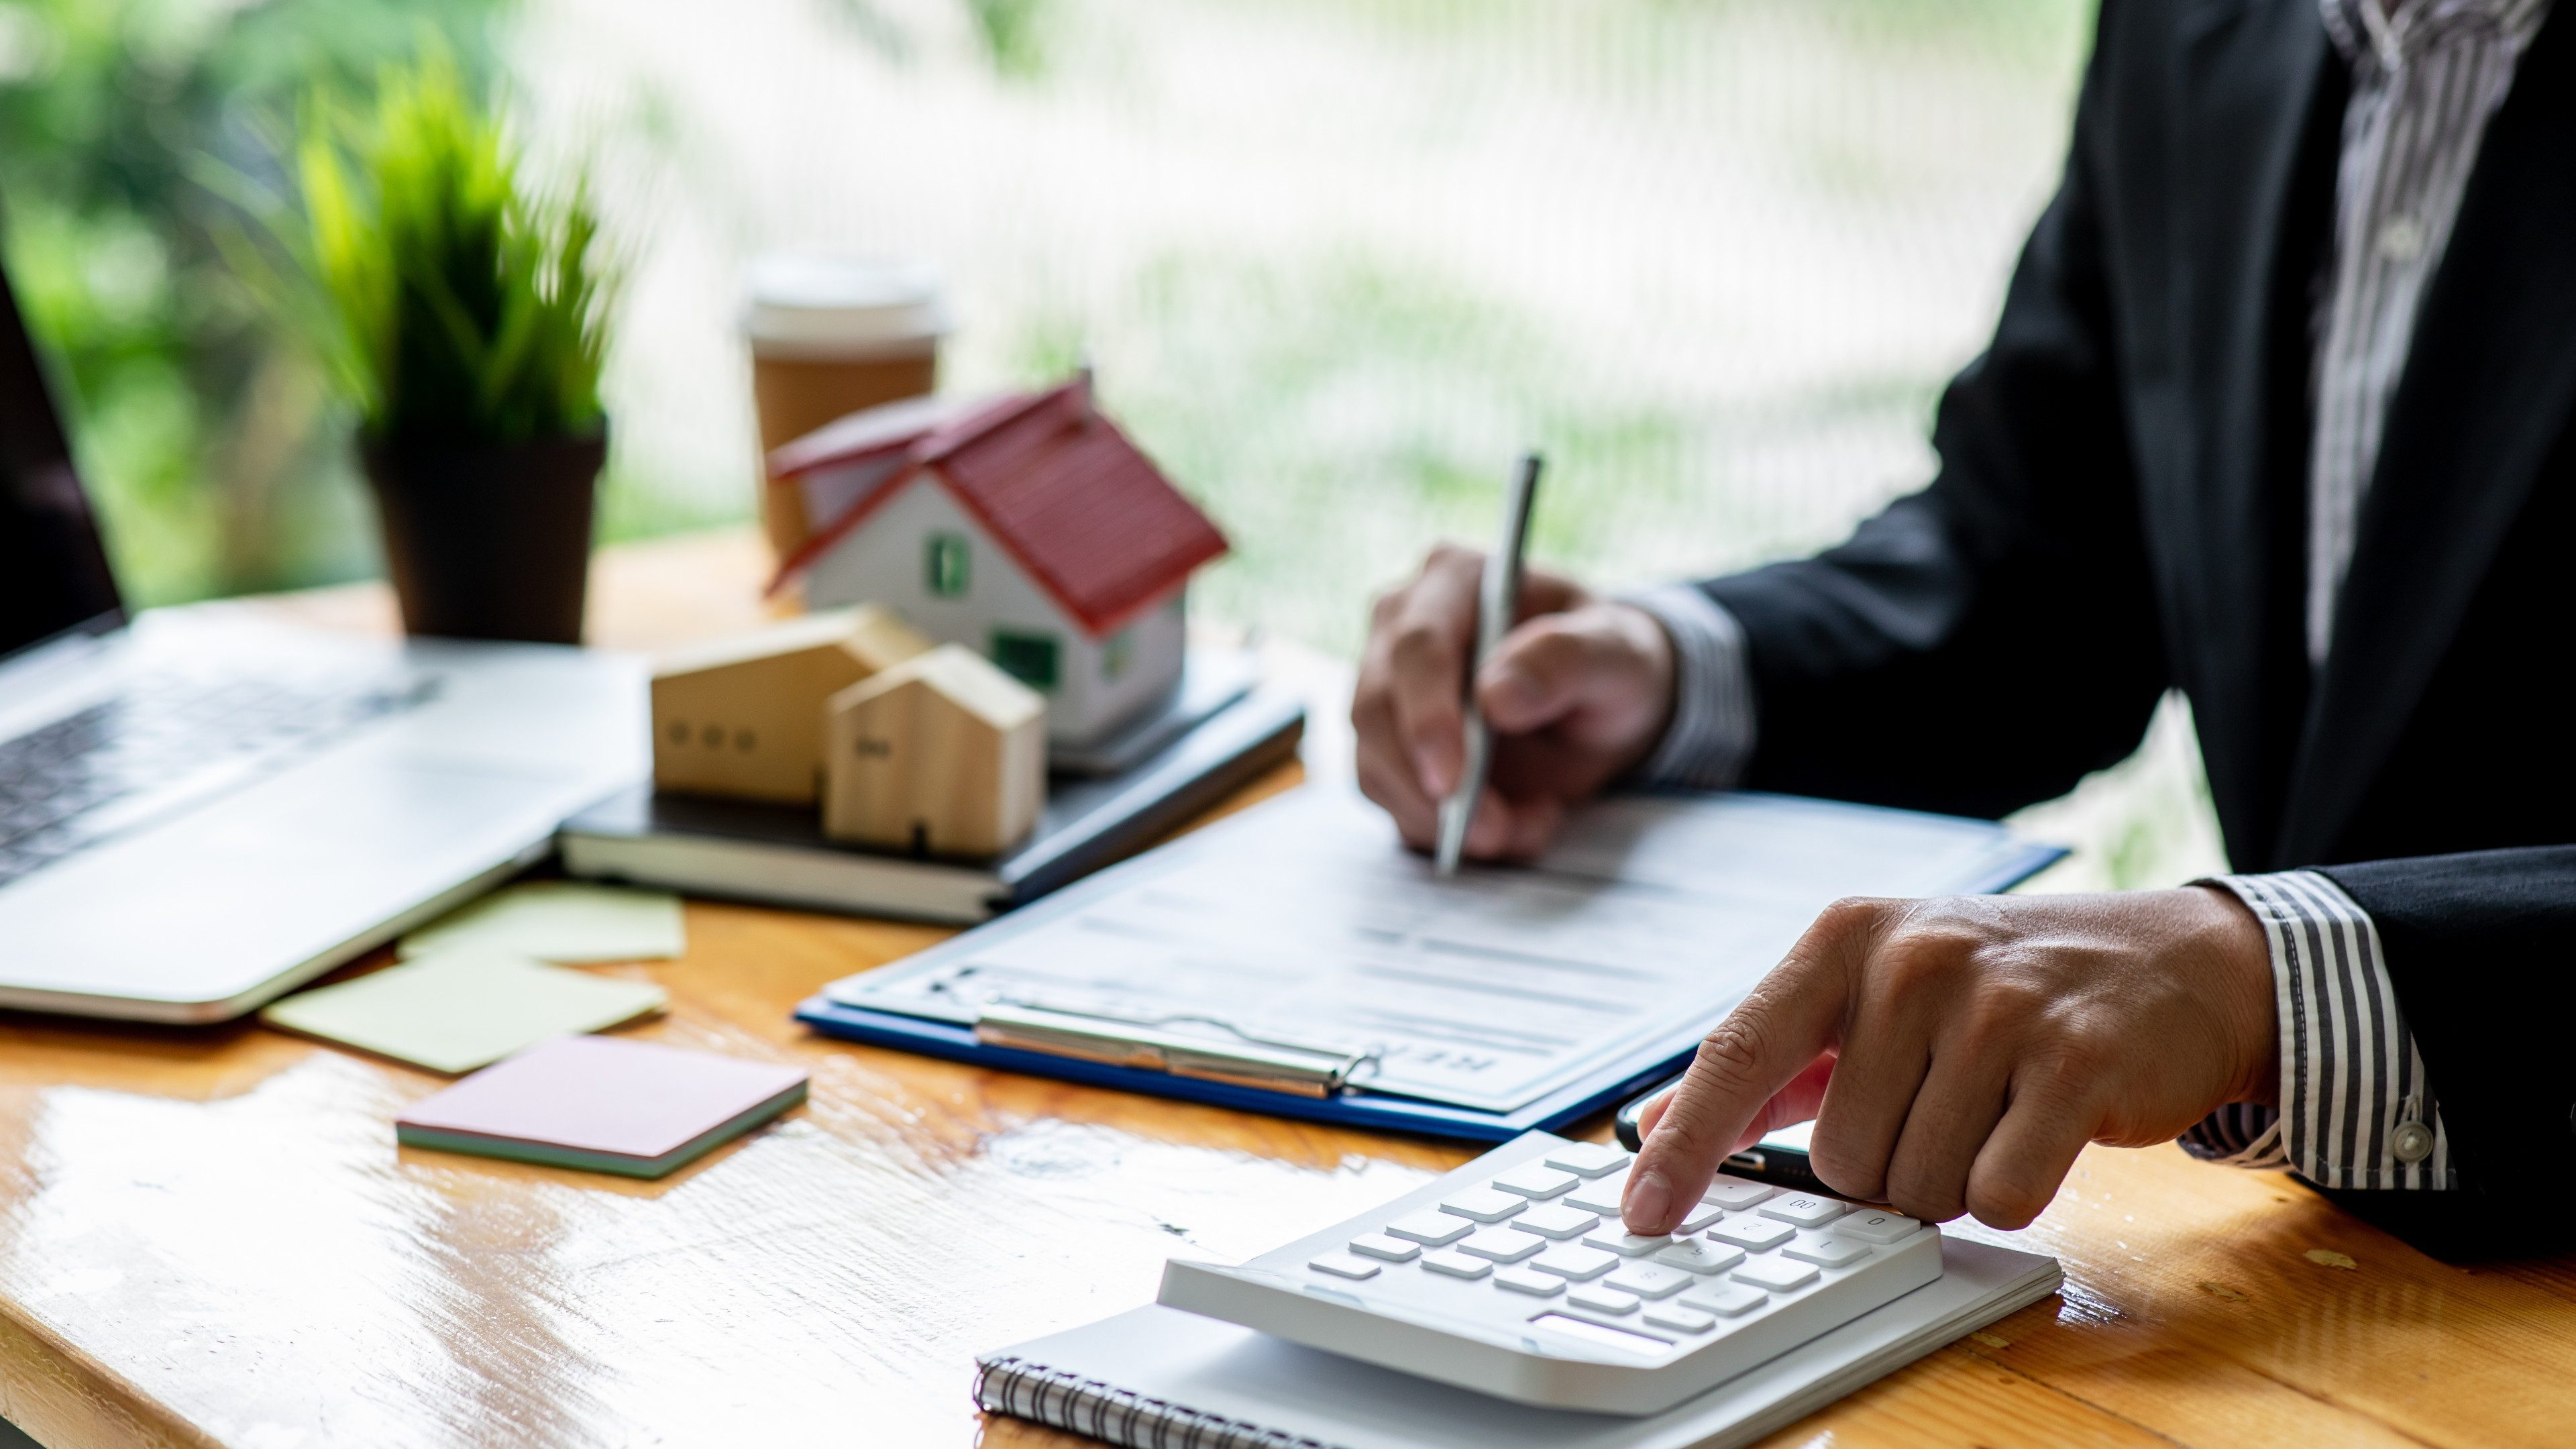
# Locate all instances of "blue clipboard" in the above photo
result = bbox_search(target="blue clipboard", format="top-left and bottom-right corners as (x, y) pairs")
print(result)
(794, 795), (2064, 1143)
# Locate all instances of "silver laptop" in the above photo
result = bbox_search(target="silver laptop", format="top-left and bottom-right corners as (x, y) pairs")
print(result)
(0, 231), (645, 1022)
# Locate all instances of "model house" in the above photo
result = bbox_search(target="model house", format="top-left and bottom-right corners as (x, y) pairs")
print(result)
(650, 604), (931, 804)
(823, 644), (1046, 857)
(765, 374), (1228, 747)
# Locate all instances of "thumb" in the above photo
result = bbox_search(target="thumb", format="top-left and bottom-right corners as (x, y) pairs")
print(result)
(1477, 614), (1629, 735)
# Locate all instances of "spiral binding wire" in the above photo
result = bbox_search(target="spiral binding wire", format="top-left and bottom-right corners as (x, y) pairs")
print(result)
(974, 1355), (1350, 1449)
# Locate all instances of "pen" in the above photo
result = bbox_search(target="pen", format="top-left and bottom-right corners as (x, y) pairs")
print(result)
(1436, 450), (1543, 877)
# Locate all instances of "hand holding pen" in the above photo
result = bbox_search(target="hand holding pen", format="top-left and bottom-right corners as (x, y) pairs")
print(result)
(1435, 453), (1544, 875)
(1351, 457), (1684, 865)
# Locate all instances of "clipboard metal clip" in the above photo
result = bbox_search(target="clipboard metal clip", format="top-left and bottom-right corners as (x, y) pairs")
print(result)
(973, 1002), (1369, 1099)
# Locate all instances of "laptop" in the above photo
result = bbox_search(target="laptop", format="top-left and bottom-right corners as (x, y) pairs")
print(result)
(0, 225), (645, 1022)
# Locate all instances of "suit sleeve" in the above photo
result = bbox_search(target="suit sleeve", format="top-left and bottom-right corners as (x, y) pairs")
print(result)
(2178, 873), (2457, 1193)
(1689, 21), (2170, 819)
(2317, 847), (2576, 1208)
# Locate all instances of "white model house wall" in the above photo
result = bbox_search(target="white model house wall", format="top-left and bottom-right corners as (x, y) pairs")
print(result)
(800, 477), (1185, 745)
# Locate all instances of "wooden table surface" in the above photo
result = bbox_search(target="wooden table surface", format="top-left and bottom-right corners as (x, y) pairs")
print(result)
(4, 530), (2573, 1448)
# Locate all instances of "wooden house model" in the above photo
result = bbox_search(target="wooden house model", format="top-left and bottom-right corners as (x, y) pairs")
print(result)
(650, 604), (930, 804)
(765, 375), (1228, 748)
(823, 644), (1046, 857)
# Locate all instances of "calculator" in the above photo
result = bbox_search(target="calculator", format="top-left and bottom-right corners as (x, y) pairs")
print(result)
(1157, 1130), (1939, 1415)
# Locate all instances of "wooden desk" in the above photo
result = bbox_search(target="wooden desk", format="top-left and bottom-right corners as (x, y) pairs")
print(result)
(3, 531), (2572, 1448)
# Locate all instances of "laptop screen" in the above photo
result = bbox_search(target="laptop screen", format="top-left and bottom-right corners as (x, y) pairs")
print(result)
(0, 217), (124, 660)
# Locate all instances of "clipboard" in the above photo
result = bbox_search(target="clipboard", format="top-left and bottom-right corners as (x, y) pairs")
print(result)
(796, 790), (2063, 1142)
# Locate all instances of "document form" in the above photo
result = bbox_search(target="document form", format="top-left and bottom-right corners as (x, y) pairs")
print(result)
(826, 788), (2052, 1114)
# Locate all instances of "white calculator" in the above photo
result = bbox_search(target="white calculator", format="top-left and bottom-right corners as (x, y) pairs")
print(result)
(1157, 1130), (1939, 1415)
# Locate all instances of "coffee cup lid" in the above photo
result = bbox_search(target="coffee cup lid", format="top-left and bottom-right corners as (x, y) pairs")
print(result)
(743, 254), (951, 355)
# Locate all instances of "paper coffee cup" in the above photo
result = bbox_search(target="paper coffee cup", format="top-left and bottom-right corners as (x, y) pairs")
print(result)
(744, 255), (951, 560)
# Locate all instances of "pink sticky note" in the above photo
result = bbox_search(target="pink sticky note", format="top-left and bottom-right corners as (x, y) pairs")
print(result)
(397, 1035), (808, 1167)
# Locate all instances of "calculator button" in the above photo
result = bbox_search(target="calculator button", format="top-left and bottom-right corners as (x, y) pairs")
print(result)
(1782, 1234), (1872, 1269)
(1421, 1249), (1493, 1279)
(1832, 1210), (1921, 1244)
(1603, 1263), (1695, 1299)
(1440, 1188), (1527, 1223)
(1699, 1177), (1778, 1211)
(1348, 1233), (1420, 1262)
(1458, 1227), (1544, 1263)
(1643, 1304), (1717, 1334)
(1529, 1244), (1620, 1281)
(1509, 1203), (1601, 1240)
(1653, 1239), (1745, 1275)
(1675, 1201), (1726, 1234)
(1705, 1216), (1796, 1251)
(1680, 1283), (1768, 1318)
(1543, 1142), (1633, 1178)
(1489, 1164), (1579, 1199)
(1387, 1211), (1474, 1246)
(1561, 1172), (1631, 1216)
(1495, 1265), (1564, 1297)
(1758, 1194), (1847, 1228)
(1566, 1285), (1642, 1316)
(1581, 1228), (1670, 1258)
(1308, 1253), (1380, 1281)
(1732, 1256), (1821, 1292)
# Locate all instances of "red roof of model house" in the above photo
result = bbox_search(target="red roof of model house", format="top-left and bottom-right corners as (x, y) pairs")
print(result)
(766, 378), (1229, 637)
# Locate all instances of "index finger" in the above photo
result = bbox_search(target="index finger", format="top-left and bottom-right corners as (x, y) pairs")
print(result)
(1621, 903), (1874, 1234)
(1375, 547), (1485, 798)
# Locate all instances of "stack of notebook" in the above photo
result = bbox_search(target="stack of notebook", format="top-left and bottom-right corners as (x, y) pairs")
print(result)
(560, 656), (1305, 924)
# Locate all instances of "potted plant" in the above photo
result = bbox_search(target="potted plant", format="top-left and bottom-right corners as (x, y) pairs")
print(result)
(279, 56), (611, 643)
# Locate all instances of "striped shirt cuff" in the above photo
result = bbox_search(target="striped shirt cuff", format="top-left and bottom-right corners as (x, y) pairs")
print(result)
(1621, 584), (1756, 792)
(2185, 871), (2455, 1191)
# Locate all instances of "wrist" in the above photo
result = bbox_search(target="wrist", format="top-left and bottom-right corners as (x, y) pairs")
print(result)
(2185, 883), (2279, 1107)
(1599, 600), (1679, 768)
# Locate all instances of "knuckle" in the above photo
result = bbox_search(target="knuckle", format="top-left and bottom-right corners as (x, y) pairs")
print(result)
(1817, 896), (1886, 934)
(1965, 1176), (2047, 1230)
(1960, 976), (2051, 1042)
(2026, 1010), (2118, 1081)
(1792, 898), (1888, 974)
(1348, 685), (1387, 731)
(1874, 931), (1968, 1000)
(1690, 1014), (1772, 1098)
(1882, 1165), (1965, 1224)
(1805, 1126), (1885, 1200)
(1387, 625), (1452, 676)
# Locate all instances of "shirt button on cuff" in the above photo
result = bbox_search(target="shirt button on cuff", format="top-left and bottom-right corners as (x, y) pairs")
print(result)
(2391, 1121), (2434, 1165)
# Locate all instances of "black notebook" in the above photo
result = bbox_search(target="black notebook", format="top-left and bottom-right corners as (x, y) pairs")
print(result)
(559, 670), (1304, 924)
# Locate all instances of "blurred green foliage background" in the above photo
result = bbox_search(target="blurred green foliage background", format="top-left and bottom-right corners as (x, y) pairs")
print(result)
(0, 0), (2220, 886)
(0, 0), (510, 603)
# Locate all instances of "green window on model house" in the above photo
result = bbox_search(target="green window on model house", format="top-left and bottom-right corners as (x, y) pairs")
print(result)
(1102, 627), (1134, 682)
(989, 629), (1061, 691)
(925, 532), (971, 597)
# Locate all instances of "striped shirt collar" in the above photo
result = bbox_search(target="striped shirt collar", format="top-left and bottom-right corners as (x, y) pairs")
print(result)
(2319, 0), (2555, 68)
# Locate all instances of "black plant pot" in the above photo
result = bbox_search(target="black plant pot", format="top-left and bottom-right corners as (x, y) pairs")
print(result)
(362, 431), (606, 645)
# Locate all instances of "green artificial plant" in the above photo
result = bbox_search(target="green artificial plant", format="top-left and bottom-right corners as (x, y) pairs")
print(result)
(290, 54), (606, 446)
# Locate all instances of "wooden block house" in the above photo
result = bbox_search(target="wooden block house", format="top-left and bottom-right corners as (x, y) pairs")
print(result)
(822, 644), (1046, 857)
(649, 604), (931, 804)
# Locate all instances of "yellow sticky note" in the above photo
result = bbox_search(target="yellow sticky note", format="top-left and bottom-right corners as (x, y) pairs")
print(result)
(263, 953), (666, 1074)
(399, 881), (684, 963)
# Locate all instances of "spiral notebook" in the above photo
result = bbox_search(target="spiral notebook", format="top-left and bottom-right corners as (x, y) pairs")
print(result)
(975, 1236), (2061, 1449)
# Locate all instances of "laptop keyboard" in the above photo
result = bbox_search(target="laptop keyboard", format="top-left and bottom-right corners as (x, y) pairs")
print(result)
(0, 671), (433, 887)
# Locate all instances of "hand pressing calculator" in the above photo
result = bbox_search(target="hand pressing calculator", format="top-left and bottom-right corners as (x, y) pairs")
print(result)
(1158, 1130), (1937, 1415)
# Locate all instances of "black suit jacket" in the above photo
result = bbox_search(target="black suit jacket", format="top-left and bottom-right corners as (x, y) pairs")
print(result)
(1692, 0), (2576, 1225)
